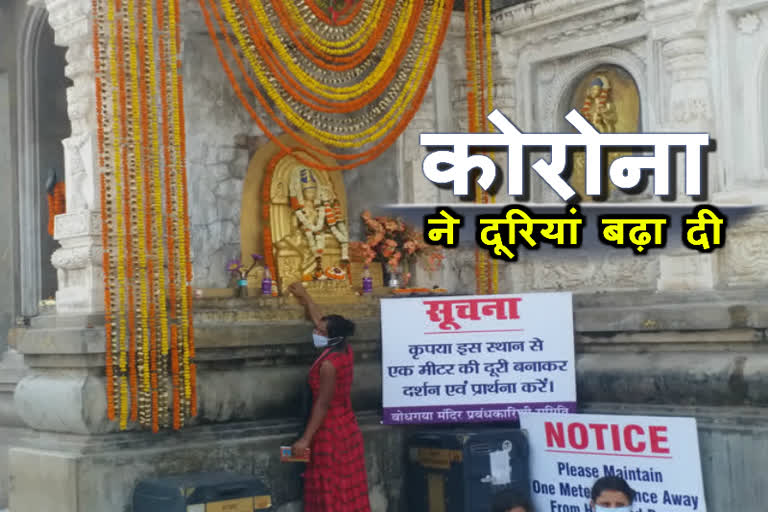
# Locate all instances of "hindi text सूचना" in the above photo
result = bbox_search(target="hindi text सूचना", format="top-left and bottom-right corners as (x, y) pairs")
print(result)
(424, 297), (523, 331)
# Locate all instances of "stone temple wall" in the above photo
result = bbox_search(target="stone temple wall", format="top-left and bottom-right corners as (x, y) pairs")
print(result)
(182, 31), (255, 289)
(402, 0), (768, 295)
(3, 0), (768, 511)
(180, 7), (401, 289)
(13, 0), (768, 315)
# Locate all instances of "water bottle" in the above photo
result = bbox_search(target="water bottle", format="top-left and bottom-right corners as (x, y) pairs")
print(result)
(262, 266), (272, 296)
(362, 265), (373, 293)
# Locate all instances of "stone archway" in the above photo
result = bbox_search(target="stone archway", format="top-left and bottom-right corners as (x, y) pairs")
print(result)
(16, 6), (70, 317)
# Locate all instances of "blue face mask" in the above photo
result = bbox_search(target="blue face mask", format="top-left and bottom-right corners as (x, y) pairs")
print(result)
(595, 507), (632, 512)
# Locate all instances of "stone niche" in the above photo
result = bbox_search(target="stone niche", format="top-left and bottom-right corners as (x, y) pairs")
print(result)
(563, 64), (642, 201)
(239, 134), (352, 294)
(528, 49), (650, 203)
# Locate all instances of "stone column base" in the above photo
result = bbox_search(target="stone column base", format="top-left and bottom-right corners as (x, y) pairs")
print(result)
(8, 415), (401, 512)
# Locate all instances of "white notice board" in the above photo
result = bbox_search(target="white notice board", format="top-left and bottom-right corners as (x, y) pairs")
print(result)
(381, 292), (576, 424)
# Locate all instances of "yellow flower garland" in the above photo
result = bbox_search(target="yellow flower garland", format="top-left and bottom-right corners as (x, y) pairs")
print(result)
(168, 0), (193, 422)
(126, 0), (152, 407)
(484, 0), (498, 294)
(279, 0), (384, 53)
(280, 0), (375, 45)
(144, 0), (169, 367)
(243, 0), (411, 97)
(200, 0), (454, 169)
(467, 0), (498, 295)
(222, 0), (443, 145)
(107, 0), (128, 430)
(95, 0), (194, 432)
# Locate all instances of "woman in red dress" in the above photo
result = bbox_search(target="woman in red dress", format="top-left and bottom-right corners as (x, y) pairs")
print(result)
(288, 282), (372, 512)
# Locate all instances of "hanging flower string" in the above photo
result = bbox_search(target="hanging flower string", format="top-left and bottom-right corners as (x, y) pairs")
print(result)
(198, 0), (454, 171)
(466, 0), (498, 295)
(93, 0), (195, 431)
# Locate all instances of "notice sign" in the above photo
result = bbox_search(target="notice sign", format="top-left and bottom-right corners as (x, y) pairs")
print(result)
(381, 292), (576, 425)
(518, 413), (707, 512)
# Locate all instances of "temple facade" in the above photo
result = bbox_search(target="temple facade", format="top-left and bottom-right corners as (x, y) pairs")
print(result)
(1, 0), (768, 510)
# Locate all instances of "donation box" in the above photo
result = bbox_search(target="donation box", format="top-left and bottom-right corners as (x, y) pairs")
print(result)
(407, 429), (529, 512)
(133, 471), (272, 512)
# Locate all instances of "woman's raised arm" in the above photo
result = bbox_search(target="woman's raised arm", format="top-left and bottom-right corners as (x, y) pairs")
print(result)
(287, 282), (323, 330)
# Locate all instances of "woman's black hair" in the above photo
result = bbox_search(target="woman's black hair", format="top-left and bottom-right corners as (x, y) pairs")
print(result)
(491, 489), (532, 512)
(591, 476), (636, 504)
(322, 314), (355, 340)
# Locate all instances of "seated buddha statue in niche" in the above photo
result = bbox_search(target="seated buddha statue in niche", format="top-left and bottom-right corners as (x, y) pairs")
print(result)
(269, 157), (351, 292)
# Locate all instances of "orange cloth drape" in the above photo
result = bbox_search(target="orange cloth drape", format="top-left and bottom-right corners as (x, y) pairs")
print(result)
(47, 182), (66, 236)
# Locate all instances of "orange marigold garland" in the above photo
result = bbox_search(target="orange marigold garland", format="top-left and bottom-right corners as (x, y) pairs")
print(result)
(156, 0), (173, 430)
(466, 0), (498, 295)
(199, 0), (454, 171)
(46, 181), (66, 237)
(262, 152), (284, 284)
(93, 0), (120, 422)
(93, 0), (195, 431)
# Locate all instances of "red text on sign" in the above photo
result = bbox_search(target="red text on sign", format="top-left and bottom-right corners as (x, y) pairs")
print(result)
(544, 421), (670, 455)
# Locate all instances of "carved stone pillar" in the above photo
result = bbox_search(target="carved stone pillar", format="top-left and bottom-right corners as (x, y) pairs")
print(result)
(647, 0), (719, 291)
(38, 0), (104, 313)
(51, 212), (103, 313)
(660, 35), (711, 131)
(493, 33), (519, 123)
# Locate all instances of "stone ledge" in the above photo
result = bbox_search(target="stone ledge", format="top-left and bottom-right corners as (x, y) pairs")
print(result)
(9, 412), (382, 454)
(12, 350), (768, 435)
(579, 402), (768, 432)
(15, 291), (768, 357)
(8, 415), (405, 512)
(11, 359), (383, 434)
(577, 328), (764, 347)
(576, 351), (768, 406)
(15, 315), (382, 356)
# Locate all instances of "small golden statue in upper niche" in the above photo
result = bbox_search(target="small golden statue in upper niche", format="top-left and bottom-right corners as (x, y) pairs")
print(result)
(580, 75), (618, 133)
(567, 67), (640, 200)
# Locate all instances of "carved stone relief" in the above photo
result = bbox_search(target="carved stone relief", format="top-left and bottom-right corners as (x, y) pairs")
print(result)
(737, 12), (761, 35)
(661, 35), (711, 126)
(541, 46), (648, 132)
(528, 252), (659, 291)
(722, 211), (768, 287)
(493, 0), (643, 42)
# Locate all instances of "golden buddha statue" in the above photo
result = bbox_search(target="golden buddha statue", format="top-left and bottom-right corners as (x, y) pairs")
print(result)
(569, 69), (639, 201)
(240, 136), (373, 301)
(580, 75), (618, 133)
(276, 166), (350, 278)
(262, 151), (354, 296)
